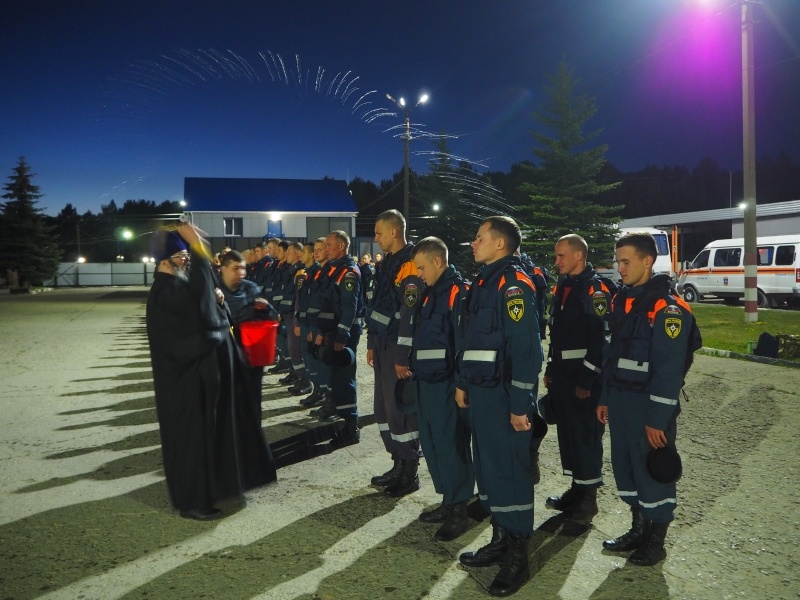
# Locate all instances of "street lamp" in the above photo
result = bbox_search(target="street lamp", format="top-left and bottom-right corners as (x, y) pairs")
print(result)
(116, 228), (132, 262)
(386, 92), (429, 221)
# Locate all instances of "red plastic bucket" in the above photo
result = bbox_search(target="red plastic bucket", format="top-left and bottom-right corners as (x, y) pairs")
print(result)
(238, 320), (278, 367)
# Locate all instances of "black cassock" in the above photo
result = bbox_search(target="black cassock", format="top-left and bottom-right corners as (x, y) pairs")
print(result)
(146, 250), (276, 511)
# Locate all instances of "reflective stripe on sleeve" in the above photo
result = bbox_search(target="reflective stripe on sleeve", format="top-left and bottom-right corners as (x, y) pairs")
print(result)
(397, 336), (413, 347)
(561, 348), (587, 360)
(370, 311), (392, 325)
(338, 323), (350, 331)
(617, 358), (649, 372)
(462, 350), (497, 362)
(583, 359), (601, 373)
(390, 431), (420, 443)
(318, 312), (334, 320)
(650, 394), (678, 406)
(416, 349), (446, 360)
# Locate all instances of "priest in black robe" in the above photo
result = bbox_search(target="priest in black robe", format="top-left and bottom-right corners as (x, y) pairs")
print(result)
(146, 224), (277, 520)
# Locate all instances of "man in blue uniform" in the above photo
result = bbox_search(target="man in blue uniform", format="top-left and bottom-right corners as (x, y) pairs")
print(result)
(366, 209), (425, 498)
(457, 216), (542, 597)
(544, 234), (615, 521)
(313, 230), (362, 445)
(597, 232), (700, 566)
(410, 237), (474, 541)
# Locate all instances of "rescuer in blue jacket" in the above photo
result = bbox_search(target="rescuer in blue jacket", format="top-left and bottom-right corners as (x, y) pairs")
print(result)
(410, 237), (475, 542)
(365, 209), (425, 498)
(294, 241), (322, 406)
(597, 232), (699, 567)
(544, 234), (616, 522)
(457, 216), (542, 598)
(313, 230), (362, 446)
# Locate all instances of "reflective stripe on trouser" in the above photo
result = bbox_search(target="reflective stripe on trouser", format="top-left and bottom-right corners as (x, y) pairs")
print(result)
(417, 379), (475, 505)
(467, 384), (534, 538)
(550, 377), (604, 487)
(372, 337), (419, 461)
(285, 314), (306, 378)
(608, 388), (677, 523)
(331, 329), (359, 421)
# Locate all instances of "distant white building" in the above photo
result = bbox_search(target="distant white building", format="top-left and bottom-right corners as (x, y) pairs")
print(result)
(182, 177), (357, 251)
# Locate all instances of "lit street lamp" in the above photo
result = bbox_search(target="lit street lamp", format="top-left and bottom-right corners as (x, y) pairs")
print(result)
(386, 92), (429, 221)
(116, 228), (133, 262)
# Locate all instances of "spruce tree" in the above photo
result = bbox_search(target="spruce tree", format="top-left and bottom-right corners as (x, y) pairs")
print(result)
(0, 157), (62, 287)
(518, 61), (623, 270)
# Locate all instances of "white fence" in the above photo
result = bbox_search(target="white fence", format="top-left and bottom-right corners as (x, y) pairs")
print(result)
(47, 262), (155, 287)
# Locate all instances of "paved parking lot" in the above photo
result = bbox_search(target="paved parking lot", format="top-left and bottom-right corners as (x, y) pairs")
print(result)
(1, 287), (798, 599)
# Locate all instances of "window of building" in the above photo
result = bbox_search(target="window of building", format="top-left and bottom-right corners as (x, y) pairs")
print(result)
(713, 248), (741, 267)
(775, 245), (796, 266)
(223, 217), (243, 237)
(307, 217), (352, 242)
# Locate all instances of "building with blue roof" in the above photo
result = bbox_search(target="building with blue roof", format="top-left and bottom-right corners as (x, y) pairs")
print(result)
(182, 177), (357, 251)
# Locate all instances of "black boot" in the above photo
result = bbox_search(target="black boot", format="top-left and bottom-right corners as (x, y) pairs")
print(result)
(279, 371), (298, 385)
(300, 387), (325, 408)
(288, 376), (313, 396)
(488, 535), (530, 597)
(384, 459), (420, 498)
(268, 358), (290, 375)
(309, 396), (335, 417)
(628, 521), (669, 566)
(459, 521), (510, 567)
(565, 487), (598, 521)
(330, 418), (360, 448)
(371, 457), (403, 487)
(434, 502), (470, 542)
(603, 506), (646, 551)
(545, 484), (579, 511)
(316, 401), (340, 422)
(419, 501), (451, 523)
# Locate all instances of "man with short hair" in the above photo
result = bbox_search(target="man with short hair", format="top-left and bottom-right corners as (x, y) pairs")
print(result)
(411, 237), (474, 541)
(305, 238), (333, 411)
(280, 242), (312, 396)
(598, 232), (699, 566)
(366, 209), (424, 497)
(313, 230), (362, 445)
(544, 234), (615, 522)
(146, 225), (276, 521)
(294, 242), (320, 403)
(457, 216), (542, 597)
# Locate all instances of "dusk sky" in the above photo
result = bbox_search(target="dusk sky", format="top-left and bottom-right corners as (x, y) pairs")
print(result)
(3, 0), (799, 216)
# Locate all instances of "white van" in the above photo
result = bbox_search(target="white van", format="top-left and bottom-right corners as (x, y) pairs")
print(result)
(597, 227), (673, 280)
(677, 235), (800, 307)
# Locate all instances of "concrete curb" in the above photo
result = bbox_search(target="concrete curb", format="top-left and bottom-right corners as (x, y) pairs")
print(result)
(697, 346), (800, 368)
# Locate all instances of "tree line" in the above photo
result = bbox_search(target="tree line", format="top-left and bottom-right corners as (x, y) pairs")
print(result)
(3, 61), (799, 287)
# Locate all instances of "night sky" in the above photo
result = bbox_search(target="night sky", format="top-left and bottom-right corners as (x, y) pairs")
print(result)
(2, 0), (799, 216)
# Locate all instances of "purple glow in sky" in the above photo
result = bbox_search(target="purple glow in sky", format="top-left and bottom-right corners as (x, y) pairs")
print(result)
(1, 1), (798, 215)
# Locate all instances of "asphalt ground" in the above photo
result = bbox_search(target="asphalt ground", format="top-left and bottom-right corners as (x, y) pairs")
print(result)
(1, 287), (799, 600)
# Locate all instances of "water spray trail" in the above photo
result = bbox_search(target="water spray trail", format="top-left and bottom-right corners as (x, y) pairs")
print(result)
(276, 53), (288, 85)
(326, 72), (341, 97)
(295, 54), (302, 85)
(341, 76), (359, 102)
(334, 71), (351, 98)
(228, 49), (259, 84)
(266, 51), (281, 82)
(258, 52), (276, 81)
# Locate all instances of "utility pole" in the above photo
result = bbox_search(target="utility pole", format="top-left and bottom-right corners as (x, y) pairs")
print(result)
(742, 0), (758, 321)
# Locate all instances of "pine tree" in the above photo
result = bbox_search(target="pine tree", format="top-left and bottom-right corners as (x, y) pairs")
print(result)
(0, 157), (62, 287)
(518, 61), (623, 270)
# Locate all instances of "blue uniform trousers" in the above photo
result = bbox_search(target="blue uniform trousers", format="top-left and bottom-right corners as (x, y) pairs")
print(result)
(551, 378), (604, 488)
(372, 337), (420, 461)
(608, 388), (677, 524)
(299, 324), (320, 388)
(330, 329), (359, 421)
(468, 384), (534, 538)
(417, 379), (474, 505)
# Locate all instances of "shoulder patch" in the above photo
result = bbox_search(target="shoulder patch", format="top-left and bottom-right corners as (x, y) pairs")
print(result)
(343, 271), (358, 292)
(507, 298), (525, 321)
(665, 318), (682, 339)
(404, 282), (419, 307)
(505, 286), (524, 298)
(663, 305), (682, 316)
(592, 290), (608, 316)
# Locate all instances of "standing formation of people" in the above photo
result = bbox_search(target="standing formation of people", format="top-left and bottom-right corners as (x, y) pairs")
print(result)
(146, 214), (700, 596)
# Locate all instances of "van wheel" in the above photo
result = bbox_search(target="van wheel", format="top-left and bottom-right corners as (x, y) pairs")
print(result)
(683, 285), (700, 303)
(757, 289), (772, 308)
